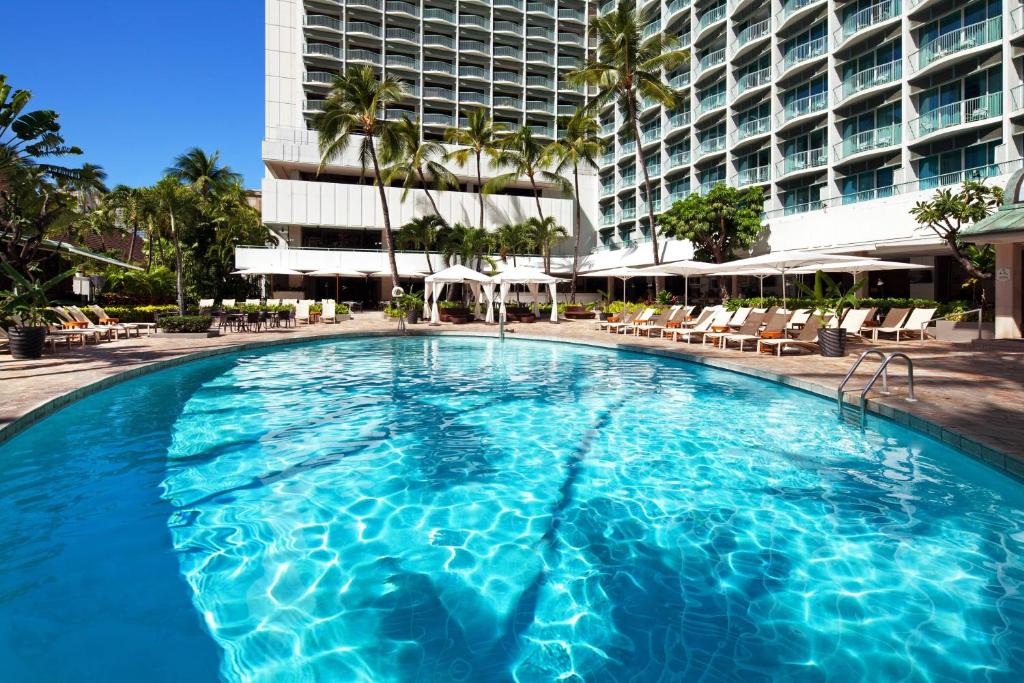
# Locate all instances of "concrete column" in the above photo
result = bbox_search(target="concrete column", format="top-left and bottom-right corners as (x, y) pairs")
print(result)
(994, 242), (1023, 339)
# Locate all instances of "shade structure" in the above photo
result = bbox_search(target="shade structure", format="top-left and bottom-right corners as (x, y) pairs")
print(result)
(492, 266), (559, 322)
(706, 250), (877, 310)
(785, 259), (933, 275)
(639, 260), (716, 308)
(581, 266), (676, 307)
(424, 265), (494, 324)
(232, 267), (305, 276)
(305, 269), (368, 301)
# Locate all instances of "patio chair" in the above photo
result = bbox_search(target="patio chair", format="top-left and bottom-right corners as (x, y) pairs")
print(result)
(637, 305), (682, 337)
(52, 307), (115, 342)
(833, 307), (874, 341)
(785, 309), (812, 332)
(726, 307), (752, 329)
(621, 307), (657, 334)
(295, 301), (311, 325)
(672, 307), (733, 343)
(711, 312), (766, 349)
(720, 310), (791, 351)
(198, 299), (215, 309)
(244, 299), (261, 306)
(873, 307), (937, 342)
(222, 299), (236, 308)
(757, 316), (822, 356)
(321, 301), (337, 324)
(601, 308), (639, 333)
(868, 307), (910, 342)
(69, 306), (139, 339)
(89, 305), (155, 335)
(660, 306), (713, 338)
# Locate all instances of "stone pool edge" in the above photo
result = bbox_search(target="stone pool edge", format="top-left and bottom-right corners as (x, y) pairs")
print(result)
(1, 329), (1019, 483)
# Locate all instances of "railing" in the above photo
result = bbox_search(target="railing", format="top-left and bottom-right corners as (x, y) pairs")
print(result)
(641, 96), (659, 110)
(736, 116), (770, 140)
(386, 27), (418, 42)
(461, 92), (489, 105)
(781, 91), (828, 121)
(1014, 5), (1024, 33)
(526, 2), (555, 15)
(495, 21), (522, 34)
(783, 36), (828, 70)
(424, 34), (455, 48)
(601, 183), (615, 196)
(527, 52), (555, 64)
(619, 175), (636, 188)
(667, 189), (691, 203)
(558, 32), (583, 45)
(460, 14), (487, 29)
(526, 75), (554, 88)
(642, 127), (661, 142)
(494, 96), (522, 109)
(841, 0), (900, 41)
(304, 71), (334, 84)
(423, 86), (454, 100)
(669, 150), (691, 167)
(669, 111), (691, 128)
(697, 136), (726, 157)
(557, 80), (583, 93)
(621, 140), (636, 153)
(460, 40), (488, 53)
(698, 48), (726, 72)
(699, 180), (724, 195)
(645, 163), (662, 176)
(837, 351), (916, 430)
(669, 72), (691, 88)
(642, 21), (662, 40)
(423, 7), (455, 22)
(735, 165), (770, 186)
(778, 148), (828, 176)
(347, 49), (381, 64)
(460, 65), (487, 79)
(558, 55), (579, 67)
(495, 0), (523, 9)
(601, 123), (615, 136)
(698, 4), (727, 32)
(841, 184), (897, 205)
(386, 54), (418, 69)
(495, 45), (523, 59)
(920, 308), (984, 342)
(528, 26), (555, 40)
(735, 67), (771, 96)
(494, 71), (521, 83)
(347, 22), (381, 37)
(599, 0), (615, 14)
(836, 60), (901, 102)
(697, 91), (727, 114)
(303, 99), (325, 111)
(918, 163), (1006, 190)
(423, 113), (455, 126)
(529, 125), (554, 137)
(667, 0), (691, 14)
(914, 17), (1002, 70)
(526, 100), (554, 113)
(424, 60), (455, 74)
(600, 152), (615, 165)
(621, 205), (637, 219)
(909, 92), (1003, 138)
(305, 15), (342, 31)
(736, 19), (770, 48)
(781, 0), (824, 21)
(557, 104), (576, 116)
(835, 123), (901, 158)
(349, 0), (382, 8)
(1014, 84), (1024, 110)
(559, 8), (585, 21)
(600, 212), (616, 226)
(386, 1), (419, 16)
(305, 43), (341, 59)
(640, 199), (663, 213)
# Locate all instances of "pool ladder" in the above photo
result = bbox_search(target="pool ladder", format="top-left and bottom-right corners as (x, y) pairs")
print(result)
(837, 351), (916, 429)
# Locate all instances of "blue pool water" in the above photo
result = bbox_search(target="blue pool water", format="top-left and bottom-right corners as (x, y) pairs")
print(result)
(1, 336), (1023, 682)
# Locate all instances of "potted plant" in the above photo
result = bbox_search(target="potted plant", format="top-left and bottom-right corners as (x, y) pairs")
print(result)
(0, 264), (72, 359)
(395, 292), (424, 324)
(795, 270), (866, 357)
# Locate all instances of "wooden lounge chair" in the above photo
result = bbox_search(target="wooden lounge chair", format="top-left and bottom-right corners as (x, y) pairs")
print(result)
(872, 307), (936, 342)
(757, 316), (822, 356)
(52, 307), (115, 342)
(621, 307), (656, 334)
(833, 307), (874, 341)
(868, 307), (910, 342)
(721, 310), (791, 351)
(713, 312), (766, 348)
(661, 306), (713, 338)
(602, 308), (639, 333)
(785, 309), (812, 332)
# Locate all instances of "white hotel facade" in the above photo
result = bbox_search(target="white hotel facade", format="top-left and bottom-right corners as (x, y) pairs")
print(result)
(246, 0), (1024, 302)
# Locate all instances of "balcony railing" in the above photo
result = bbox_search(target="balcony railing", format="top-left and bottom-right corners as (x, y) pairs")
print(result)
(600, 212), (616, 226)
(783, 36), (828, 70)
(557, 104), (576, 116)
(736, 116), (771, 140)
(600, 152), (615, 165)
(697, 136), (726, 157)
(559, 8), (585, 21)
(669, 150), (691, 167)
(495, 0), (524, 9)
(841, 184), (897, 205)
(495, 71), (522, 83)
(558, 55), (579, 67)
(836, 60), (901, 102)
(645, 163), (662, 176)
(559, 32), (584, 45)
(460, 14), (487, 29)
(526, 100), (554, 113)
(423, 113), (455, 126)
(347, 22), (382, 37)
(699, 180), (724, 195)
(698, 4), (727, 32)
(601, 123), (615, 136)
(527, 52), (555, 64)
(619, 176), (636, 189)
(642, 21), (662, 40)
(387, 27), (419, 42)
(781, 0), (824, 20)
(621, 205), (637, 219)
(495, 21), (522, 35)
(304, 71), (335, 84)
(424, 60), (455, 74)
(697, 91), (727, 114)
(918, 162), (1007, 190)
(529, 125), (555, 138)
(424, 34), (456, 48)
(386, 54), (419, 70)
(461, 92), (490, 105)
(735, 166), (770, 186)
(736, 19), (770, 48)
(460, 40), (488, 53)
(669, 111), (691, 128)
(460, 65), (487, 79)
(557, 80), (583, 93)
(669, 72), (691, 88)
(305, 43), (341, 59)
(601, 183), (615, 196)
(305, 15), (342, 31)
(781, 91), (828, 122)
(698, 48), (726, 73)
(303, 99), (325, 111)
(349, 0), (382, 8)
(778, 148), (828, 176)
(667, 189), (691, 204)
(835, 123), (901, 158)
(909, 92), (1003, 138)
(1014, 84), (1024, 111)
(526, 75), (554, 88)
(667, 0), (691, 15)
(527, 2), (555, 16)
(386, 1), (419, 16)
(621, 140), (637, 154)
(423, 86), (454, 100)
(914, 17), (1002, 71)
(735, 67), (771, 96)
(841, 0), (900, 41)
(495, 96), (522, 109)
(347, 49), (381, 64)
(495, 45), (523, 59)
(423, 8), (455, 22)
(642, 127), (661, 142)
(528, 26), (555, 40)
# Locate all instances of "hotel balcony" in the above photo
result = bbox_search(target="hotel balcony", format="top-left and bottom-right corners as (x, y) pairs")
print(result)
(696, 136), (726, 160)
(668, 111), (691, 130)
(908, 93), (1003, 141)
(733, 116), (771, 144)
(526, 75), (554, 89)
(424, 60), (455, 75)
(775, 148), (828, 178)
(669, 150), (691, 168)
(304, 15), (343, 33)
(423, 7), (455, 23)
(459, 65), (487, 80)
(460, 14), (487, 30)
(836, 0), (901, 48)
(910, 17), (1002, 77)
(666, 0), (691, 22)
(304, 42), (342, 60)
(347, 22), (382, 38)
(734, 165), (770, 187)
(423, 86), (454, 101)
(349, 0), (382, 9)
(303, 71), (335, 85)
(641, 127), (662, 146)
(776, 92), (828, 130)
(732, 67), (771, 102)
(696, 48), (727, 79)
(386, 27), (419, 44)
(776, 0), (826, 32)
(496, 0), (524, 9)
(386, 1), (419, 17)
(695, 91), (727, 122)
(695, 4), (727, 42)
(780, 36), (828, 76)
(386, 54), (419, 71)
(733, 19), (771, 61)
(834, 60), (901, 105)
(833, 123), (901, 161)
(347, 49), (381, 65)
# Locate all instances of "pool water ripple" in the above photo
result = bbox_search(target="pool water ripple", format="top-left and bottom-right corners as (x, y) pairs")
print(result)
(1, 336), (1023, 682)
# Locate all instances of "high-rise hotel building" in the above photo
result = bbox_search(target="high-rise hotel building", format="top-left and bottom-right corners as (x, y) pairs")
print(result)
(248, 0), (1024, 301)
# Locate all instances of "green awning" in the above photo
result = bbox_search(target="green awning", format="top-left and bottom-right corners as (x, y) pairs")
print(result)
(961, 205), (1024, 241)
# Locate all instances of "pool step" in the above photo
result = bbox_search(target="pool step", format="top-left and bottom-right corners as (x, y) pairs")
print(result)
(838, 401), (863, 427)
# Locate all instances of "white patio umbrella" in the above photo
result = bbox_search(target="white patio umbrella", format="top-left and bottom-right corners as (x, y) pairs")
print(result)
(306, 268), (368, 301)
(492, 266), (560, 322)
(580, 266), (676, 307)
(424, 264), (495, 324)
(639, 260), (716, 308)
(707, 250), (876, 310)
(231, 266), (306, 299)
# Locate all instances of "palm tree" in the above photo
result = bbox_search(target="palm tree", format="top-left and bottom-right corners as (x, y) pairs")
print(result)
(397, 215), (445, 274)
(527, 216), (569, 274)
(495, 221), (535, 267)
(486, 125), (572, 221)
(444, 108), (505, 229)
(441, 222), (494, 272)
(383, 116), (458, 224)
(152, 176), (192, 312)
(568, 0), (688, 265)
(549, 111), (604, 301)
(312, 65), (405, 284)
(165, 148), (241, 196)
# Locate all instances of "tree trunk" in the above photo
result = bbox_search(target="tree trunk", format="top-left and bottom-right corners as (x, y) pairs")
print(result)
(146, 217), (155, 272)
(423, 247), (433, 274)
(476, 150), (484, 229)
(368, 138), (400, 286)
(570, 164), (581, 303)
(169, 208), (185, 313)
(530, 175), (545, 220)
(417, 168), (444, 225)
(945, 235), (992, 280)
(127, 226), (138, 265)
(630, 100), (660, 266)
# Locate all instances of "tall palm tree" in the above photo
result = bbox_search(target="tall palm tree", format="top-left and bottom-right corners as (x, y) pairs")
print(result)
(441, 222), (494, 272)
(153, 176), (192, 312)
(312, 65), (405, 284)
(495, 221), (535, 267)
(549, 111), (604, 301)
(383, 116), (458, 224)
(568, 0), (689, 265)
(444, 109), (505, 229)
(486, 125), (572, 221)
(527, 216), (569, 274)
(165, 148), (241, 196)
(397, 214), (445, 274)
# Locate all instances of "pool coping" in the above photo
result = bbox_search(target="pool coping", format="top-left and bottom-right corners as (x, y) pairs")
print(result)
(1, 328), (1020, 483)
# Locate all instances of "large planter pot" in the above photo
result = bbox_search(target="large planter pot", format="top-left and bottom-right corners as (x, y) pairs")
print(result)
(818, 328), (847, 357)
(405, 309), (421, 324)
(7, 326), (48, 359)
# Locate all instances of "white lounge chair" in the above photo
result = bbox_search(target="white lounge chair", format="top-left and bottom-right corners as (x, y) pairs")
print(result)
(198, 299), (215, 309)
(720, 310), (791, 351)
(727, 307), (752, 329)
(601, 308), (640, 333)
(638, 305), (682, 337)
(321, 300), (338, 324)
(295, 301), (310, 324)
(69, 306), (138, 338)
(89, 305), (156, 335)
(622, 307), (657, 334)
(757, 317), (822, 356)
(672, 308), (733, 343)
(222, 299), (236, 307)
(873, 308), (936, 342)
(244, 299), (261, 306)
(868, 308), (911, 342)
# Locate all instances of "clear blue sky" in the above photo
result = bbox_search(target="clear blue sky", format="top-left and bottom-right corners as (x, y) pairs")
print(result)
(2, 1), (263, 189)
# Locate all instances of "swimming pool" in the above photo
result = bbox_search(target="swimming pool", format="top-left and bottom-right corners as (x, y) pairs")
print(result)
(1, 336), (1022, 681)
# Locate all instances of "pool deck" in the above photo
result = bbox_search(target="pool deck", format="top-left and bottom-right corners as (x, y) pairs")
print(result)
(2, 315), (1022, 478)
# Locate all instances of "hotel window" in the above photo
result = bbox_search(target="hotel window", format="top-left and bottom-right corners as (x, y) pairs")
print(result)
(918, 140), (999, 189)
(841, 167), (897, 204)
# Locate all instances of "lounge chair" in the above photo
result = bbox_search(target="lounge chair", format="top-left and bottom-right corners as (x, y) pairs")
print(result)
(727, 307), (752, 329)
(872, 307), (937, 342)
(711, 312), (766, 348)
(69, 306), (139, 338)
(638, 305), (683, 337)
(672, 307), (734, 343)
(786, 309), (812, 332)
(601, 308), (639, 333)
(52, 307), (115, 342)
(757, 316), (822, 356)
(661, 306), (714, 338)
(222, 299), (236, 308)
(833, 307), (874, 341)
(295, 301), (311, 325)
(622, 307), (657, 335)
(868, 307), (910, 342)
(198, 299), (215, 309)
(89, 305), (156, 335)
(321, 301), (338, 324)
(244, 299), (261, 306)
(721, 310), (791, 351)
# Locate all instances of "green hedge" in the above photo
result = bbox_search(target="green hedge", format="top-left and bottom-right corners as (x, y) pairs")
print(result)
(723, 297), (969, 318)
(80, 305), (180, 323)
(158, 315), (213, 333)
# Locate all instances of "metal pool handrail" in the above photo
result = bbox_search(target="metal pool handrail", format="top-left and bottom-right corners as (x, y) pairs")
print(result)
(920, 307), (982, 342)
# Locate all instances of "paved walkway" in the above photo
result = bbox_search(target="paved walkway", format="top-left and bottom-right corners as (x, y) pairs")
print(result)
(2, 315), (1022, 477)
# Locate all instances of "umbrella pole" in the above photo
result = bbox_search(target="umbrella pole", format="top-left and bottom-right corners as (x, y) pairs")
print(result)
(684, 275), (688, 309)
(335, 274), (339, 301)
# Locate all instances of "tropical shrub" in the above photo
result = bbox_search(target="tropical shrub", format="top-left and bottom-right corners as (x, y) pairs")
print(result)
(78, 304), (180, 323)
(723, 296), (969, 319)
(157, 315), (212, 333)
